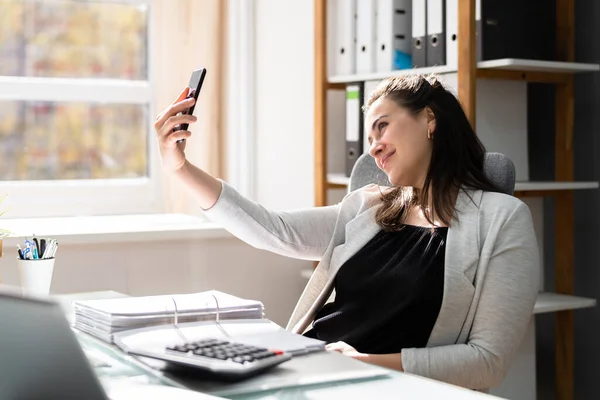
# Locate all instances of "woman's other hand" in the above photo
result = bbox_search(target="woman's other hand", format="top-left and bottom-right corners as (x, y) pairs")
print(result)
(326, 341), (404, 371)
(154, 87), (198, 173)
(326, 341), (362, 358)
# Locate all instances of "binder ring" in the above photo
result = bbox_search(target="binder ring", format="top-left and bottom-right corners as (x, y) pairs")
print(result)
(170, 296), (189, 342)
(212, 293), (230, 338)
(171, 296), (179, 326)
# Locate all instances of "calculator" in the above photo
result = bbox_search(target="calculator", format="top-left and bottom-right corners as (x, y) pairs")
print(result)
(127, 337), (292, 381)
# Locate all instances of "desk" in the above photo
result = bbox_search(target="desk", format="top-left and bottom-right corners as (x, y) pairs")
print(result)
(56, 291), (505, 400)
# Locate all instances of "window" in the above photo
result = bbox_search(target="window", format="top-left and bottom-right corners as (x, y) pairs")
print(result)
(0, 0), (161, 218)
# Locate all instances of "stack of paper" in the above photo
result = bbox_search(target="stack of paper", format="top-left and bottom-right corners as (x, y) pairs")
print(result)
(72, 290), (264, 343)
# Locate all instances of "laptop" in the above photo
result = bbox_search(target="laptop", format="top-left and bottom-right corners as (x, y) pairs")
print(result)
(0, 289), (221, 400)
(0, 289), (109, 400)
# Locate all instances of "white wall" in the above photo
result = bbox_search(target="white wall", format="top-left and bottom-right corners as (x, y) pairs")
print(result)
(254, 0), (315, 210)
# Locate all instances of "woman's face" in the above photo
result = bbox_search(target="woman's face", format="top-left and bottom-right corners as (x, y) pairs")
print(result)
(365, 96), (435, 188)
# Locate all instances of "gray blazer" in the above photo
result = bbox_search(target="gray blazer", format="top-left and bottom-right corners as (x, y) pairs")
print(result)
(203, 180), (540, 390)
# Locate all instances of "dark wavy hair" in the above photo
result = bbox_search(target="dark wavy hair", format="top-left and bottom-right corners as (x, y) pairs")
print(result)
(363, 74), (502, 231)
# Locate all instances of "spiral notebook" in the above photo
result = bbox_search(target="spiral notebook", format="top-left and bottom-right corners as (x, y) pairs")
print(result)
(72, 290), (265, 344)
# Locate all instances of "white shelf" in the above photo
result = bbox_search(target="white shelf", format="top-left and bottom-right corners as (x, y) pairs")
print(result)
(299, 274), (596, 314)
(477, 58), (600, 73)
(302, 271), (596, 314)
(515, 181), (599, 191)
(327, 173), (350, 186)
(328, 58), (600, 84)
(327, 174), (599, 192)
(534, 292), (596, 314)
(329, 65), (456, 84)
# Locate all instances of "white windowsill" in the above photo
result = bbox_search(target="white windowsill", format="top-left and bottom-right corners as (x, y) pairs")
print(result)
(0, 214), (232, 245)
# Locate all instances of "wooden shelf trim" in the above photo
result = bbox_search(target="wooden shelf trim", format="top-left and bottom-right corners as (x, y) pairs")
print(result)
(314, 0), (327, 207)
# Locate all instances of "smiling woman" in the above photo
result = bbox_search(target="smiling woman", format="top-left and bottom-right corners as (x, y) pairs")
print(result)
(363, 74), (502, 230)
(153, 72), (540, 391)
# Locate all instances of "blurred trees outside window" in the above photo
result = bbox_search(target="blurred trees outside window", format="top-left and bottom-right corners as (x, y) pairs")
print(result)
(0, 0), (150, 181)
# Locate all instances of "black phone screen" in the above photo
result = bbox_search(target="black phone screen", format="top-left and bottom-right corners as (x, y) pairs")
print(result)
(175, 68), (206, 132)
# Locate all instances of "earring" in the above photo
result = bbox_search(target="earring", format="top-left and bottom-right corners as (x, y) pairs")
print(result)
(427, 128), (433, 140)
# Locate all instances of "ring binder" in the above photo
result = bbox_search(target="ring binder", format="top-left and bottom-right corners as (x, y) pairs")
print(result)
(72, 290), (264, 344)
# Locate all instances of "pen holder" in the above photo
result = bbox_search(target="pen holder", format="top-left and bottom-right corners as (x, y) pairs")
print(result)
(17, 258), (55, 296)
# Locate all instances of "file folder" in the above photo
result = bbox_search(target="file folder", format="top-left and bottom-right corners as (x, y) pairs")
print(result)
(445, 0), (458, 69)
(426, 0), (446, 66)
(411, 0), (427, 68)
(375, 0), (412, 73)
(331, 0), (357, 76)
(475, 0), (554, 62)
(355, 0), (377, 74)
(345, 83), (364, 177)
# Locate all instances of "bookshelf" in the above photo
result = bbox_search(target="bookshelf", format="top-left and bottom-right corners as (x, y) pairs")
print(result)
(313, 0), (598, 399)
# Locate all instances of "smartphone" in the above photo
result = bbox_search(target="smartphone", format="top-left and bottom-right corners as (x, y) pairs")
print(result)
(174, 68), (207, 139)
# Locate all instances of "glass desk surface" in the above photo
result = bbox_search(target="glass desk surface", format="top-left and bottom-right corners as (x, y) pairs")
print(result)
(55, 291), (502, 400)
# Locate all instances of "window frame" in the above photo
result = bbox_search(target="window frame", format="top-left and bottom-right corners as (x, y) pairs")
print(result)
(0, 0), (163, 218)
(225, 0), (256, 200)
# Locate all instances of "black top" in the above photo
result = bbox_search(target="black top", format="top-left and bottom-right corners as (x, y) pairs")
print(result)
(304, 224), (447, 354)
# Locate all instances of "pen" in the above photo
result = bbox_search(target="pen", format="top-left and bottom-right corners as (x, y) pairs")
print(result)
(23, 242), (32, 260)
(41, 240), (49, 259)
(18, 237), (59, 260)
(25, 239), (38, 259)
(33, 236), (40, 257)
(42, 239), (58, 259)
(51, 240), (59, 258)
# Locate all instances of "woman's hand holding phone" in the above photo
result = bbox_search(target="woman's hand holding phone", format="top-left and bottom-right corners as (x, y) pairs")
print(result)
(154, 87), (198, 173)
(154, 80), (222, 210)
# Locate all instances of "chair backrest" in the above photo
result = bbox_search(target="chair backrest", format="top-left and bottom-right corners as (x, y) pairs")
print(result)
(349, 152), (516, 196)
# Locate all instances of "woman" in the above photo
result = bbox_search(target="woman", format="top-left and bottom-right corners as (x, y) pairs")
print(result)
(154, 74), (539, 391)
